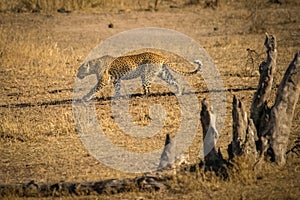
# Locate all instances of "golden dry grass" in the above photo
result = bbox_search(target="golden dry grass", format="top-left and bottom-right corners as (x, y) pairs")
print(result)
(0, 0), (299, 199)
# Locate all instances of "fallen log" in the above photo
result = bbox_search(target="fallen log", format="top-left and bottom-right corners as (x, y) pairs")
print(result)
(0, 175), (170, 198)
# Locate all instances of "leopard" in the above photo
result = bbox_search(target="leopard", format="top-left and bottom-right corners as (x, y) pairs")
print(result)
(77, 52), (203, 101)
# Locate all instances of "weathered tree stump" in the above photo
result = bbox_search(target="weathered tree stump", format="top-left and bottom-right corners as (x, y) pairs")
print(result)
(261, 51), (300, 166)
(158, 134), (176, 170)
(250, 33), (277, 136)
(230, 95), (248, 157)
(248, 33), (300, 166)
(244, 119), (258, 157)
(228, 95), (257, 161)
(200, 99), (227, 178)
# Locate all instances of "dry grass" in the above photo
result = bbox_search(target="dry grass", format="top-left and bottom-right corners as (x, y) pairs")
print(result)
(0, 0), (187, 13)
(0, 0), (299, 199)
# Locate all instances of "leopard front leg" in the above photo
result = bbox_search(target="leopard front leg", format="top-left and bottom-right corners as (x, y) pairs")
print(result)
(143, 85), (151, 95)
(141, 75), (151, 96)
(82, 81), (101, 101)
(113, 80), (121, 98)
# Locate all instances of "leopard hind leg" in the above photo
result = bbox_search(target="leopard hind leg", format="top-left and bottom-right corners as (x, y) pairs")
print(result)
(158, 65), (181, 95)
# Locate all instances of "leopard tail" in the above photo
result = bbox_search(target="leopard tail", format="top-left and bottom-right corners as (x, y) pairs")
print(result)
(164, 60), (202, 76)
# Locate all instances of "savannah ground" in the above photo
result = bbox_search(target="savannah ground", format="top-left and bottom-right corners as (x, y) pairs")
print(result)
(0, 0), (299, 199)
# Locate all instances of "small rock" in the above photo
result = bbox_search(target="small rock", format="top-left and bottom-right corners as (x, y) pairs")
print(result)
(108, 23), (114, 28)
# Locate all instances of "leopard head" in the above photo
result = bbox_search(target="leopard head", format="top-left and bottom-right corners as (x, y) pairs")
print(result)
(77, 55), (115, 79)
(77, 60), (97, 79)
